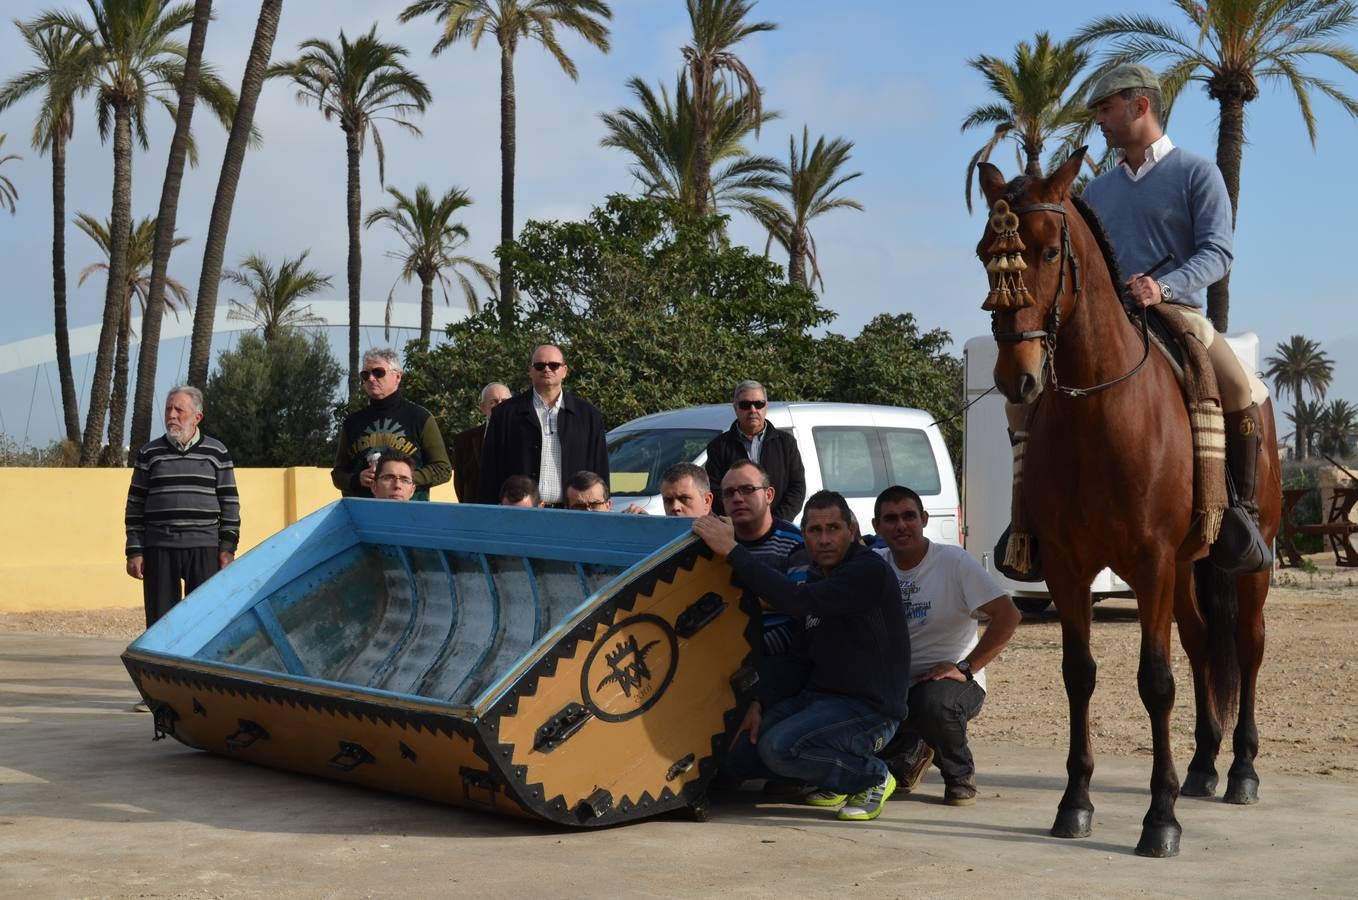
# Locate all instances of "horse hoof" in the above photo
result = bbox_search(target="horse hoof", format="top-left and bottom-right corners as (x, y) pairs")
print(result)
(1181, 770), (1218, 797)
(1224, 777), (1259, 805)
(1051, 808), (1093, 839)
(1135, 823), (1182, 858)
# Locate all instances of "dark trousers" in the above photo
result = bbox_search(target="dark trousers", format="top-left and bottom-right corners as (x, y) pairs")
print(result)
(143, 546), (218, 628)
(880, 678), (986, 783)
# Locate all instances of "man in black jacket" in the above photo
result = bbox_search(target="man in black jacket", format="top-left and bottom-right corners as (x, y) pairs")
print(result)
(693, 490), (909, 822)
(704, 380), (806, 520)
(478, 345), (609, 507)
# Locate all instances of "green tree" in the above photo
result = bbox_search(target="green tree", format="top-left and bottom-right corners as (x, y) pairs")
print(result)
(399, 0), (613, 329)
(1266, 334), (1335, 459)
(223, 251), (331, 342)
(748, 127), (863, 290)
(203, 330), (344, 467)
(35, 0), (236, 466)
(962, 31), (1094, 209)
(270, 25), (431, 388)
(75, 212), (190, 465)
(0, 21), (98, 444)
(600, 73), (780, 219)
(1076, 1), (1358, 331)
(1316, 399), (1358, 459)
(364, 183), (498, 350)
(0, 134), (18, 214)
(185, 0), (284, 392)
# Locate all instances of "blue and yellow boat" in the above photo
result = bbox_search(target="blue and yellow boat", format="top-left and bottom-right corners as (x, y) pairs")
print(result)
(121, 501), (758, 826)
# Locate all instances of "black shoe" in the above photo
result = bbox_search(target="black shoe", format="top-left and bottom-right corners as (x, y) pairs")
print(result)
(944, 776), (977, 807)
(1211, 404), (1273, 575)
(885, 742), (934, 797)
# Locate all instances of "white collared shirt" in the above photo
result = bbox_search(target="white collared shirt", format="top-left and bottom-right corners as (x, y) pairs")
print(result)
(533, 390), (564, 504)
(1117, 133), (1175, 182)
(170, 427), (201, 452)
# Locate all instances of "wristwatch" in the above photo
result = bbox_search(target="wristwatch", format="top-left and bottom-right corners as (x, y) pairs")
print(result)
(1157, 280), (1174, 302)
(956, 659), (974, 681)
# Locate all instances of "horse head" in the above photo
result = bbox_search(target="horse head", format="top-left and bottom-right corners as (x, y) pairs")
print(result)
(975, 150), (1087, 405)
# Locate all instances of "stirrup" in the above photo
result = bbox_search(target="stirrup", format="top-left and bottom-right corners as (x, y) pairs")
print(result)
(994, 525), (1045, 582)
(1209, 506), (1272, 576)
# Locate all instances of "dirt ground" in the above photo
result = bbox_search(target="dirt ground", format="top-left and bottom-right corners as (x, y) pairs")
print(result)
(4, 553), (1356, 785)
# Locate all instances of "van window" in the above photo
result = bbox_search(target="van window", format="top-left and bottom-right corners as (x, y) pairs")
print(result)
(606, 428), (720, 496)
(881, 428), (942, 495)
(811, 427), (882, 497)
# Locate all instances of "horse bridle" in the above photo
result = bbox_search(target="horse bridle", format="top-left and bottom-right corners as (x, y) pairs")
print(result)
(991, 200), (1150, 399)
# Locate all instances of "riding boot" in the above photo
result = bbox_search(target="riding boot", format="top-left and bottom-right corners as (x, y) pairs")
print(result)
(1211, 403), (1273, 574)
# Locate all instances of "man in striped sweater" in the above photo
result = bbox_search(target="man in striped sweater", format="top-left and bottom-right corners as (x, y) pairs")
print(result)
(125, 386), (241, 628)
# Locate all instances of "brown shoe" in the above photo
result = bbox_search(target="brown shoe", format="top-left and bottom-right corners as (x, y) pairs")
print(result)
(944, 777), (977, 806)
(886, 742), (935, 797)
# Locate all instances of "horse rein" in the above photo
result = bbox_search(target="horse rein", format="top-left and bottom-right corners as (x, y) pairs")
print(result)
(990, 200), (1155, 399)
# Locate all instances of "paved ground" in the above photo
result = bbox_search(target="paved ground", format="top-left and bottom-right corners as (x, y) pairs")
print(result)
(2, 633), (1355, 899)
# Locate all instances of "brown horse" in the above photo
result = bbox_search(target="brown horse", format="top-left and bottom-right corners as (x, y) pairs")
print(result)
(974, 152), (1280, 858)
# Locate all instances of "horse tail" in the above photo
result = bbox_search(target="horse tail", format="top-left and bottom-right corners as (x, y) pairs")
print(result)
(1193, 557), (1240, 727)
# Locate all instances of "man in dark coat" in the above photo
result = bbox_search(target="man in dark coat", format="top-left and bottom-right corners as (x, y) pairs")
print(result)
(478, 345), (609, 507)
(452, 381), (511, 503)
(705, 380), (807, 521)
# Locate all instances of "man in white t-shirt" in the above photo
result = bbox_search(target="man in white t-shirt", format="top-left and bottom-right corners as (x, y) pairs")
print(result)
(871, 485), (1020, 806)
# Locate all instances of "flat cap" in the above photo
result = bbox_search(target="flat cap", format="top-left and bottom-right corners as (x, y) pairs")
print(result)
(1087, 63), (1161, 107)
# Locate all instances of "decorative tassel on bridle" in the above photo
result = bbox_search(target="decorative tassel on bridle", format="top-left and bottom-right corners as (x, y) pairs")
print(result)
(981, 199), (1035, 312)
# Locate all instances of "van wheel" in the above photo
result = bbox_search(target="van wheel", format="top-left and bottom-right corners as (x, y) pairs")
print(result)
(1015, 597), (1051, 615)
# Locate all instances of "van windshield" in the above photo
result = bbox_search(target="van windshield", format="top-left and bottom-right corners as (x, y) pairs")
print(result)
(607, 428), (720, 496)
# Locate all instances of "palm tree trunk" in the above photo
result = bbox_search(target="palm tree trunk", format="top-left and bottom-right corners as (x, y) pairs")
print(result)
(104, 292), (132, 466)
(1294, 377), (1307, 460)
(345, 126), (362, 390)
(186, 0), (284, 389)
(788, 230), (807, 288)
(131, 0), (211, 453)
(80, 103), (133, 466)
(692, 64), (712, 219)
(497, 40), (516, 329)
(51, 134), (80, 445)
(1208, 93), (1246, 334)
(419, 272), (433, 350)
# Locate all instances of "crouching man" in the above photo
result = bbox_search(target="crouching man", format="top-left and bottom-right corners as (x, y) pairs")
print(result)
(693, 490), (910, 822)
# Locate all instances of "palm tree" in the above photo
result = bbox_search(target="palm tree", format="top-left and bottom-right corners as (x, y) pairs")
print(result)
(35, 0), (236, 466)
(365, 184), (498, 350)
(76, 212), (190, 465)
(270, 25), (431, 389)
(1286, 398), (1326, 461)
(0, 21), (98, 446)
(399, 0), (612, 330)
(129, 0), (210, 456)
(0, 134), (19, 214)
(600, 73), (780, 219)
(223, 251), (331, 342)
(1266, 334), (1335, 459)
(1316, 399), (1358, 459)
(682, 0), (775, 221)
(1075, 1), (1358, 332)
(961, 31), (1094, 211)
(746, 127), (863, 290)
(185, 0), (284, 391)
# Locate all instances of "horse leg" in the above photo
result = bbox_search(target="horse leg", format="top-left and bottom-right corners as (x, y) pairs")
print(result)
(1048, 572), (1096, 839)
(1175, 561), (1222, 797)
(1133, 561), (1182, 858)
(1225, 569), (1267, 804)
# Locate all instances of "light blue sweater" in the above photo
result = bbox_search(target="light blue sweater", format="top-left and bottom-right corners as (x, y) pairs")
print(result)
(1080, 146), (1233, 309)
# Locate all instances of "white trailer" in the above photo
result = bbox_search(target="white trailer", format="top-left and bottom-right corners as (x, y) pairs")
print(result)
(962, 332), (1261, 613)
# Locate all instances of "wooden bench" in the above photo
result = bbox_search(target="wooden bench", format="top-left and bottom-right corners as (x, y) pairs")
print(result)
(1294, 486), (1358, 568)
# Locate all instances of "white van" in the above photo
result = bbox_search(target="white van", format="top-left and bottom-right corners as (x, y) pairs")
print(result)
(606, 402), (961, 546)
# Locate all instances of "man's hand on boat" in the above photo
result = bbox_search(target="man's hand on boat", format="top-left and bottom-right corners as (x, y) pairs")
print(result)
(692, 514), (737, 557)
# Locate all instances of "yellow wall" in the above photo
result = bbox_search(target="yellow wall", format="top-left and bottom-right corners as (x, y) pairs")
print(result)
(0, 468), (457, 613)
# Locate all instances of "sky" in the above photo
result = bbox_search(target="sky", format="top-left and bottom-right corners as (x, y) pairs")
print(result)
(0, 0), (1355, 449)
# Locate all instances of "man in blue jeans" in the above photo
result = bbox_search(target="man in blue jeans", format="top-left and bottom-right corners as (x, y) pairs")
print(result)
(693, 490), (910, 821)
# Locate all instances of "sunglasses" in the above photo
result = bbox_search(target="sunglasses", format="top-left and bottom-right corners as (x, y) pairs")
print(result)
(531, 361), (565, 372)
(736, 400), (767, 411)
(721, 483), (770, 499)
(359, 367), (390, 382)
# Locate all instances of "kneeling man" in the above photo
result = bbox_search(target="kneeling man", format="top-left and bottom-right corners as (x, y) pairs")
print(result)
(694, 490), (909, 822)
(872, 485), (1020, 805)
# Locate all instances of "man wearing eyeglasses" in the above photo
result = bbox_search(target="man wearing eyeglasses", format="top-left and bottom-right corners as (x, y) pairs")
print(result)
(452, 382), (511, 504)
(564, 470), (612, 512)
(705, 380), (806, 521)
(478, 345), (608, 508)
(331, 348), (451, 501)
(371, 451), (417, 501)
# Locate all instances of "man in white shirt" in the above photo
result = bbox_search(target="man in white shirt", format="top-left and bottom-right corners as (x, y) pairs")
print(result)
(872, 485), (1020, 806)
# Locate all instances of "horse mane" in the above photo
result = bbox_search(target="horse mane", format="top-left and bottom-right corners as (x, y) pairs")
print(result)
(1000, 172), (1128, 300)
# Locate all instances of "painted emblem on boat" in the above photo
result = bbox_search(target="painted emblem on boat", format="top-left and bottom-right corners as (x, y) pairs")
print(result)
(582, 614), (678, 722)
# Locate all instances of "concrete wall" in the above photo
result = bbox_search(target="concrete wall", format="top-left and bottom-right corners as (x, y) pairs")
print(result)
(0, 468), (457, 613)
